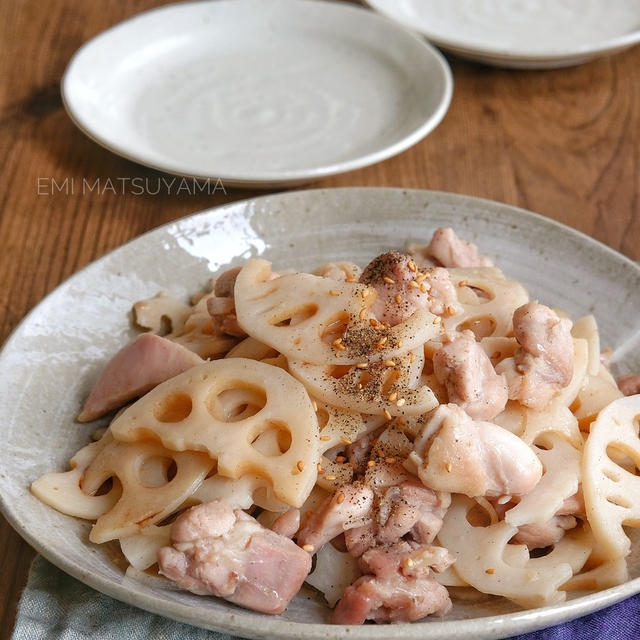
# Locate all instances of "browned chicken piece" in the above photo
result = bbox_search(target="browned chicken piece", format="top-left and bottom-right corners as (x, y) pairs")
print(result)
(206, 267), (247, 338)
(157, 500), (311, 615)
(214, 266), (242, 297)
(414, 404), (542, 498)
(359, 251), (459, 326)
(296, 482), (375, 553)
(77, 333), (203, 422)
(332, 542), (452, 624)
(411, 227), (493, 269)
(512, 515), (577, 549)
(496, 302), (574, 410)
(345, 425), (386, 475)
(345, 477), (447, 557)
(617, 373), (640, 396)
(433, 330), (508, 420)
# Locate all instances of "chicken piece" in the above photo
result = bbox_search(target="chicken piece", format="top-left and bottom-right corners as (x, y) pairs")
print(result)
(433, 330), (508, 420)
(496, 303), (574, 410)
(345, 477), (447, 557)
(413, 404), (542, 498)
(77, 333), (203, 422)
(207, 297), (246, 338)
(411, 227), (493, 269)
(512, 515), (577, 549)
(332, 542), (452, 624)
(345, 425), (386, 475)
(359, 251), (459, 326)
(617, 373), (640, 396)
(296, 482), (374, 552)
(206, 267), (247, 338)
(424, 267), (462, 316)
(157, 500), (311, 615)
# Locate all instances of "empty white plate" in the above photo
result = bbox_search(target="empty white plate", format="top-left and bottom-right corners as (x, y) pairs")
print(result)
(61, 0), (453, 187)
(365, 0), (640, 68)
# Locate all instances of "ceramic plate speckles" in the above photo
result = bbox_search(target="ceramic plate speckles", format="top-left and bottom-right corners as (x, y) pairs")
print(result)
(61, 0), (452, 187)
(365, 0), (640, 68)
(1, 189), (640, 639)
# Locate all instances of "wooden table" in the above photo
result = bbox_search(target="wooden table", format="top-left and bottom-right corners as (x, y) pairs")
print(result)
(1, 0), (639, 636)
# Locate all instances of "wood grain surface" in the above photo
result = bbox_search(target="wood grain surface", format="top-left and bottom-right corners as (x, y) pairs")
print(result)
(1, 0), (639, 636)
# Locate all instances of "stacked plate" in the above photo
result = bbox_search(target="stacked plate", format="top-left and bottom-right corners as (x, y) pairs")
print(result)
(366, 0), (640, 68)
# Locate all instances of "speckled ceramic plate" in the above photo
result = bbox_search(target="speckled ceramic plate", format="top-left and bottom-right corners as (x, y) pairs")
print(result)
(61, 0), (452, 187)
(1, 189), (639, 639)
(365, 0), (640, 68)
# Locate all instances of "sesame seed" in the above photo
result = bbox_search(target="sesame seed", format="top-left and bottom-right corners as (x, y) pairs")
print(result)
(325, 474), (337, 481)
(336, 492), (346, 504)
(377, 336), (388, 347)
(383, 409), (392, 420)
(341, 436), (353, 445)
(302, 544), (315, 553)
(458, 280), (468, 287)
(409, 352), (416, 363)
(445, 305), (457, 316)
(396, 398), (406, 407)
(416, 273), (427, 283)
(359, 308), (367, 321)
(433, 316), (441, 324)
(419, 283), (429, 293)
(297, 460), (305, 472)
(367, 460), (376, 468)
(409, 280), (420, 289)
(445, 461), (452, 472)
(385, 457), (396, 464)
(383, 276), (395, 285)
(355, 362), (368, 369)
(388, 391), (398, 402)
(408, 260), (417, 273)
(369, 318), (378, 327)
(329, 289), (340, 296)
(394, 294), (403, 304)
(319, 435), (331, 441)
(383, 360), (396, 367)
(335, 455), (346, 463)
(485, 568), (495, 575)
(404, 557), (414, 568)
(317, 463), (325, 474)
(312, 400), (318, 412)
(397, 340), (403, 348)
(356, 382), (363, 390)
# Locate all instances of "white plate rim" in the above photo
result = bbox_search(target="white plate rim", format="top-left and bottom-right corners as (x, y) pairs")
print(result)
(364, 0), (640, 68)
(60, 0), (453, 187)
(1, 187), (640, 639)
